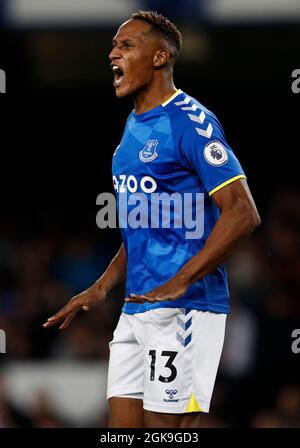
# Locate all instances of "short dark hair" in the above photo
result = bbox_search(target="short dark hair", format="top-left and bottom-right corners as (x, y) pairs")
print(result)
(131, 10), (182, 59)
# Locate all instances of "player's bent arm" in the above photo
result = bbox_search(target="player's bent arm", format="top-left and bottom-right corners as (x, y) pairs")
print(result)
(178, 178), (261, 286)
(94, 243), (127, 295)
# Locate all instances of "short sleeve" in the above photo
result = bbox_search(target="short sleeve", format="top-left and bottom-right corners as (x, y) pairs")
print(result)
(179, 111), (246, 196)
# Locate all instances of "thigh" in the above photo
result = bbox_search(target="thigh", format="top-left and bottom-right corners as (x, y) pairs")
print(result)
(144, 410), (200, 428)
(109, 397), (144, 428)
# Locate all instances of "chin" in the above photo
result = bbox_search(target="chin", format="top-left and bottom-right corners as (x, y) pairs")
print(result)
(115, 90), (128, 98)
(115, 82), (140, 99)
(114, 86), (131, 98)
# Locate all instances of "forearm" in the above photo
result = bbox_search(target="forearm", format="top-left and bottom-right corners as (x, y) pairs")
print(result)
(93, 243), (127, 294)
(178, 206), (259, 286)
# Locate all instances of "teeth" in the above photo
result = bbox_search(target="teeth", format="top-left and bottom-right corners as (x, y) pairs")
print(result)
(115, 76), (123, 86)
(112, 64), (124, 86)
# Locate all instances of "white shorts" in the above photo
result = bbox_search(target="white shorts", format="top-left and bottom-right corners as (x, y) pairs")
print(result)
(107, 308), (226, 414)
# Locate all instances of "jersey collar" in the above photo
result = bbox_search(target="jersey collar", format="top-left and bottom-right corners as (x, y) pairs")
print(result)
(162, 89), (183, 107)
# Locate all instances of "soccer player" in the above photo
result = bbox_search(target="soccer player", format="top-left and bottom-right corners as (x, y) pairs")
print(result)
(43, 11), (261, 428)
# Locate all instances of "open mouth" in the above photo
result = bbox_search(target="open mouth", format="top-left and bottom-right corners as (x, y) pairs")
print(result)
(112, 65), (124, 87)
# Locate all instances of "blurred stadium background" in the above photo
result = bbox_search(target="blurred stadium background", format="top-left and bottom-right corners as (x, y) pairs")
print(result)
(0, 0), (299, 428)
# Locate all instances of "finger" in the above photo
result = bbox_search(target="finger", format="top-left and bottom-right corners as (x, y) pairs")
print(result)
(145, 297), (164, 302)
(43, 316), (65, 328)
(43, 321), (55, 328)
(44, 301), (80, 325)
(125, 296), (164, 303)
(42, 314), (66, 327)
(82, 298), (93, 311)
(143, 294), (166, 302)
(135, 291), (163, 300)
(44, 308), (69, 324)
(125, 293), (146, 303)
(43, 306), (74, 327)
(125, 297), (146, 304)
(129, 293), (148, 299)
(59, 311), (77, 330)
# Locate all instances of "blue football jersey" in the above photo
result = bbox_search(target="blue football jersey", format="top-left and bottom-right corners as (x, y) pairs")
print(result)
(112, 89), (246, 314)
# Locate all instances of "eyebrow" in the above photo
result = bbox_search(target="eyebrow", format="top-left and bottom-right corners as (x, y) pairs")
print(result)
(112, 38), (135, 45)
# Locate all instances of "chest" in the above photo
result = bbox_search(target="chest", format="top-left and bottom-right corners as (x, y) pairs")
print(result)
(112, 115), (178, 179)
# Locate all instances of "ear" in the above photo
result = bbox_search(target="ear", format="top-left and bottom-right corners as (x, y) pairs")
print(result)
(153, 49), (170, 68)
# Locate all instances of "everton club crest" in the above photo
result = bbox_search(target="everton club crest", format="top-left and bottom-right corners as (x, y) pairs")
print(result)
(139, 139), (159, 163)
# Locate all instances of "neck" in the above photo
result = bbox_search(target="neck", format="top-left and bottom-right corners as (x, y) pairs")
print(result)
(133, 74), (177, 114)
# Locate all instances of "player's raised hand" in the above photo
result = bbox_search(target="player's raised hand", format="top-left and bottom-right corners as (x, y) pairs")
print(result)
(125, 274), (189, 304)
(43, 285), (106, 330)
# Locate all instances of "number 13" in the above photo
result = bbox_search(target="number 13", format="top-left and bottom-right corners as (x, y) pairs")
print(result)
(148, 350), (178, 383)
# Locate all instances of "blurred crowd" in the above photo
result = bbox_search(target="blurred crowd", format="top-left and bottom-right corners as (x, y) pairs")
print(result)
(0, 185), (299, 428)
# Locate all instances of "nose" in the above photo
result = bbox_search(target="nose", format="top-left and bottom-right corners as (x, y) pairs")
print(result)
(109, 45), (122, 62)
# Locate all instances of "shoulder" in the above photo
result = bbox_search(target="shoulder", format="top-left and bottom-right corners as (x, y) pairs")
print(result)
(125, 110), (135, 127)
(163, 90), (222, 142)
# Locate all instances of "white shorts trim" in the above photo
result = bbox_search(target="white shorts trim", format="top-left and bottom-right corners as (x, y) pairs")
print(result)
(143, 400), (210, 414)
(108, 391), (143, 401)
